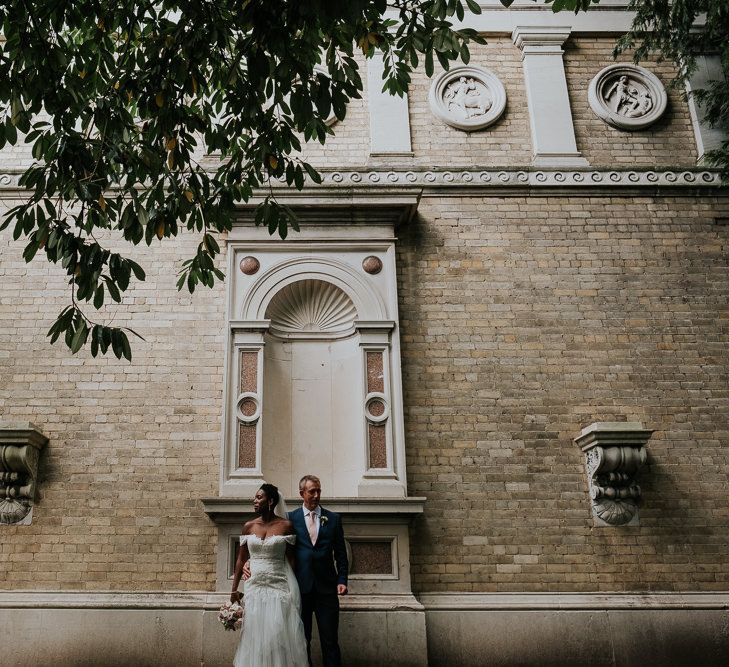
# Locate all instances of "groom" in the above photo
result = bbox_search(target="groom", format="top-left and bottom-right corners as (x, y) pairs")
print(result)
(289, 474), (348, 667)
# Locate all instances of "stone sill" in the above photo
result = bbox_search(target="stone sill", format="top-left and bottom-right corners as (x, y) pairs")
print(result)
(201, 497), (426, 524)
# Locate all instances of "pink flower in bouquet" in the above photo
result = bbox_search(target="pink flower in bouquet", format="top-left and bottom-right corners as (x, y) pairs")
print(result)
(218, 601), (244, 631)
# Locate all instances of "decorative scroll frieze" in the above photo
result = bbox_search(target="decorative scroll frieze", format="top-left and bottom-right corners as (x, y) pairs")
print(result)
(575, 422), (653, 527)
(588, 64), (668, 131)
(273, 168), (723, 191)
(428, 66), (507, 131)
(0, 169), (722, 193)
(0, 423), (48, 525)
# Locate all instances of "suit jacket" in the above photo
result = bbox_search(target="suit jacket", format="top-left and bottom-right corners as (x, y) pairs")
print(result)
(288, 507), (348, 595)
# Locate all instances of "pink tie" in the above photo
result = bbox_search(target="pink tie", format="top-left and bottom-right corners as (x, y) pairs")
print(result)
(307, 511), (317, 545)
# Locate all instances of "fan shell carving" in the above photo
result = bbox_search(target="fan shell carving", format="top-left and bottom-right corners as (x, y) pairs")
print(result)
(265, 279), (357, 338)
(593, 499), (638, 526)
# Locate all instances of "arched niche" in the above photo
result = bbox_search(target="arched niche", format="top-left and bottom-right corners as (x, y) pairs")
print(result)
(204, 203), (424, 608)
(222, 251), (405, 501)
(241, 256), (388, 322)
(261, 279), (363, 497)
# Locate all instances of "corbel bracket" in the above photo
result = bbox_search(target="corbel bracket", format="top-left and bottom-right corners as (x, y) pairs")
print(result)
(575, 422), (653, 526)
(0, 423), (49, 525)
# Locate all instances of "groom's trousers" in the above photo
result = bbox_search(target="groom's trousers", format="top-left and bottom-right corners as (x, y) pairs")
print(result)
(301, 591), (342, 667)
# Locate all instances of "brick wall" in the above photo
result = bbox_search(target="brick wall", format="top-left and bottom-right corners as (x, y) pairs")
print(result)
(0, 220), (224, 589)
(406, 38), (533, 168)
(0, 29), (724, 595)
(0, 37), (699, 174)
(564, 38), (698, 168)
(3, 191), (727, 593)
(397, 194), (729, 592)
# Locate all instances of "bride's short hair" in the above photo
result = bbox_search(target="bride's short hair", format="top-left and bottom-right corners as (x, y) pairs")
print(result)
(298, 475), (321, 490)
(259, 483), (280, 510)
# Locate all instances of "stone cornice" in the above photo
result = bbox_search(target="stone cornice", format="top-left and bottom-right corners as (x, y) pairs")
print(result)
(0, 169), (725, 200)
(513, 25), (572, 54)
(451, 2), (707, 36)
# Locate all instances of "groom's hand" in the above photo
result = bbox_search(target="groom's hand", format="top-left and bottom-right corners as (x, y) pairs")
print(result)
(242, 560), (251, 580)
(337, 584), (347, 596)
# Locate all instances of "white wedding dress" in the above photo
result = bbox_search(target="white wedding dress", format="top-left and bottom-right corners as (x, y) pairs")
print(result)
(233, 534), (308, 667)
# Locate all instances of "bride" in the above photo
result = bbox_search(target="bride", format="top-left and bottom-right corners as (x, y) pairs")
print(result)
(230, 483), (308, 667)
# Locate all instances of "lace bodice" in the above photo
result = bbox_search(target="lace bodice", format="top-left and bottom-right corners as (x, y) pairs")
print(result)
(234, 534), (307, 666)
(242, 534), (296, 594)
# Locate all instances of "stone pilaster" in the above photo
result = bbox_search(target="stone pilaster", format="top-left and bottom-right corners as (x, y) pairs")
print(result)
(512, 26), (589, 167)
(367, 53), (413, 157)
(686, 54), (728, 165)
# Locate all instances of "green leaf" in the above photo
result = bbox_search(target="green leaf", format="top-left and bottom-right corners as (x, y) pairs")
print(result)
(70, 322), (89, 354)
(466, 0), (483, 14)
(93, 285), (105, 309)
(425, 50), (434, 78)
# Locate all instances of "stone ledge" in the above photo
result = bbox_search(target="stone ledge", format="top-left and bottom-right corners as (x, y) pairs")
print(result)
(0, 422), (49, 449)
(201, 496), (426, 523)
(418, 592), (729, 611)
(0, 591), (423, 612)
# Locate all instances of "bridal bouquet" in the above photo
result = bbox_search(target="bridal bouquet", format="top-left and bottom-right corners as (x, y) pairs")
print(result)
(218, 601), (244, 631)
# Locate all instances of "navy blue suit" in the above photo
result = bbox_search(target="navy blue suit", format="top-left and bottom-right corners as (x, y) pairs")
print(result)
(289, 507), (348, 667)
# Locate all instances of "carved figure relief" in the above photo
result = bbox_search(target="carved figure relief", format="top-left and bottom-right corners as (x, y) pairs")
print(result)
(444, 76), (492, 119)
(429, 66), (507, 131)
(588, 64), (667, 130)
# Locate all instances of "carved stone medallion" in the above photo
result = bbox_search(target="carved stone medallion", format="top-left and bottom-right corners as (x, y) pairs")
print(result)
(429, 66), (507, 131)
(588, 64), (668, 131)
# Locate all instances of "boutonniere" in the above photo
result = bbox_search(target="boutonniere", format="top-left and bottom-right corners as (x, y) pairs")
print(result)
(319, 515), (328, 526)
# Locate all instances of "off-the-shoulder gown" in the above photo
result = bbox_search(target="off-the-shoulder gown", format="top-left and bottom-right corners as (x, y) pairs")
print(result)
(233, 534), (308, 667)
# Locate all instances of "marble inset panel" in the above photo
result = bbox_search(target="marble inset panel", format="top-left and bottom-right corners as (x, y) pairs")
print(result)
(366, 351), (384, 393)
(238, 423), (257, 469)
(349, 541), (393, 575)
(368, 423), (387, 468)
(239, 351), (258, 393)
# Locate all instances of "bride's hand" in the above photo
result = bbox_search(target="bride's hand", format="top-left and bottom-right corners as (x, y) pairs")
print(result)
(230, 590), (242, 604)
